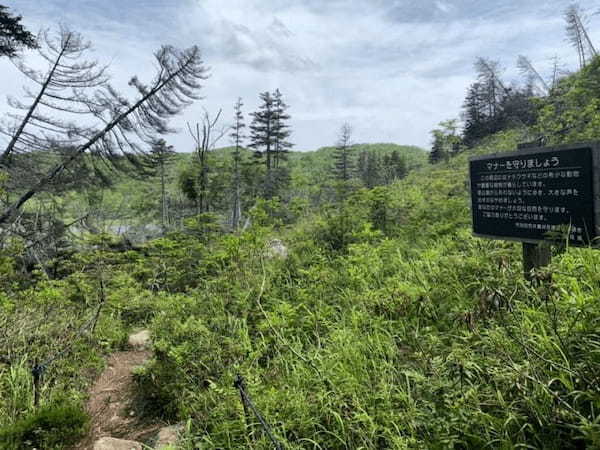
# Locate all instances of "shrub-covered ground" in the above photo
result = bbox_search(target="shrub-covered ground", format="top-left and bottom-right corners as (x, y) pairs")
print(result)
(1, 130), (600, 448)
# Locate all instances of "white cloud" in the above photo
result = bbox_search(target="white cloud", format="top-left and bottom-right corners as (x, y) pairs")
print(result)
(1, 0), (600, 152)
(435, 1), (452, 14)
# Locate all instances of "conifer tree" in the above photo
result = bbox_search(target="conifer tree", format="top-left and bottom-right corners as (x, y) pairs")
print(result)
(272, 89), (293, 168)
(385, 150), (407, 182)
(429, 131), (447, 165)
(332, 123), (354, 182)
(230, 98), (245, 228)
(331, 122), (355, 201)
(249, 89), (292, 198)
(358, 152), (382, 188)
(475, 58), (506, 120)
(357, 151), (368, 181)
(517, 55), (549, 96)
(462, 57), (537, 147)
(461, 82), (486, 146)
(249, 91), (275, 173)
(147, 139), (176, 233)
(0, 29), (208, 226)
(0, 5), (37, 58)
(368, 153), (383, 188)
(564, 4), (597, 70)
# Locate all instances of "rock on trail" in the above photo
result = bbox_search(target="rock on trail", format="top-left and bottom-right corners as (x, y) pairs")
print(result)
(127, 330), (152, 350)
(93, 437), (143, 450)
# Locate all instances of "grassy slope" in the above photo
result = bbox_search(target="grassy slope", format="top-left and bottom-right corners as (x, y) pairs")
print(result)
(7, 56), (600, 449)
(135, 129), (599, 448)
(2, 131), (600, 448)
(0, 128), (600, 449)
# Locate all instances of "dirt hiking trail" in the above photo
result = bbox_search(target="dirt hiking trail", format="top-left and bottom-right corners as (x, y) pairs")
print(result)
(73, 331), (177, 449)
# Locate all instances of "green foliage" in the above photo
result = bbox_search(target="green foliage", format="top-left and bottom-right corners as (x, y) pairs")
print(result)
(461, 59), (537, 147)
(0, 5), (38, 58)
(313, 205), (374, 252)
(5, 57), (600, 448)
(247, 197), (288, 228)
(0, 359), (33, 426)
(117, 130), (598, 449)
(534, 56), (600, 144)
(0, 400), (88, 449)
(429, 119), (463, 164)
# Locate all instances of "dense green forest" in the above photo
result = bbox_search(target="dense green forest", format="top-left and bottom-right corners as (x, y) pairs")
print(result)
(2, 3), (600, 450)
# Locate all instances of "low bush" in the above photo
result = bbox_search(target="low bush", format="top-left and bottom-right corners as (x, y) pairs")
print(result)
(0, 400), (88, 449)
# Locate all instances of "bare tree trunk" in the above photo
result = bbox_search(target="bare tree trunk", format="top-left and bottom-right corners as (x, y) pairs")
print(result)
(160, 158), (167, 234)
(187, 109), (225, 216)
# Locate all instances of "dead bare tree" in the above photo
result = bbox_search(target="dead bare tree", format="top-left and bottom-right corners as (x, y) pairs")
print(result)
(0, 26), (208, 226)
(565, 4), (597, 70)
(517, 55), (549, 96)
(548, 56), (569, 90)
(0, 26), (109, 169)
(187, 108), (227, 214)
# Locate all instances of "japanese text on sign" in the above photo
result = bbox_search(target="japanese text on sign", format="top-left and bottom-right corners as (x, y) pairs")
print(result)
(469, 146), (596, 245)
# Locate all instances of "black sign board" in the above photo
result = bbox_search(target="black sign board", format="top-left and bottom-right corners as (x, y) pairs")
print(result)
(469, 143), (600, 246)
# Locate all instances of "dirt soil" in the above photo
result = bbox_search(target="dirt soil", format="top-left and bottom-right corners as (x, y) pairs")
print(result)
(74, 350), (163, 449)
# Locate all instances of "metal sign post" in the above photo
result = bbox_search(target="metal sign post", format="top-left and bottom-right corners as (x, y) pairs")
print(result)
(522, 242), (551, 280)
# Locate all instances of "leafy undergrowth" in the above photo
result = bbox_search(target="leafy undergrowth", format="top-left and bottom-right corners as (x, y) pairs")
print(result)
(1, 130), (600, 448)
(0, 399), (88, 449)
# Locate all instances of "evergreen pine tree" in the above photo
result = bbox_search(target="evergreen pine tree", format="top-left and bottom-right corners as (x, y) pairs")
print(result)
(0, 5), (37, 58)
(363, 152), (382, 188)
(272, 89), (293, 168)
(357, 151), (368, 182)
(332, 123), (354, 182)
(462, 82), (488, 147)
(249, 91), (275, 172)
(389, 150), (407, 180)
(249, 89), (292, 198)
(372, 153), (383, 187)
(331, 123), (355, 200)
(230, 97), (245, 229)
(147, 139), (176, 233)
(429, 131), (447, 165)
(382, 154), (392, 184)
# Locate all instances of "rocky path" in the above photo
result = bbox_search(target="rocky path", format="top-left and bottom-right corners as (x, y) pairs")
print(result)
(73, 331), (180, 450)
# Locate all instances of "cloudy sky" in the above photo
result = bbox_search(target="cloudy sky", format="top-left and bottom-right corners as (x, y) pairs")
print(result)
(1, 0), (599, 152)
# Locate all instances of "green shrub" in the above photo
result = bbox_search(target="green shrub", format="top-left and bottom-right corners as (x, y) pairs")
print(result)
(0, 400), (88, 449)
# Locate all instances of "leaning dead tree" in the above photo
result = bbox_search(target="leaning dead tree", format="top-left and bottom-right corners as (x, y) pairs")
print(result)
(0, 27), (112, 218)
(517, 55), (549, 96)
(564, 4), (597, 70)
(0, 26), (109, 169)
(0, 26), (208, 225)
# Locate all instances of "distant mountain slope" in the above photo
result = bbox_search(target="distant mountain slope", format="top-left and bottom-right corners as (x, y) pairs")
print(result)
(288, 142), (427, 171)
(183, 143), (427, 192)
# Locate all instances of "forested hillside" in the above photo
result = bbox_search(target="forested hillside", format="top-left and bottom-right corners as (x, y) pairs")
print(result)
(1, 2), (600, 449)
(39, 143), (425, 244)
